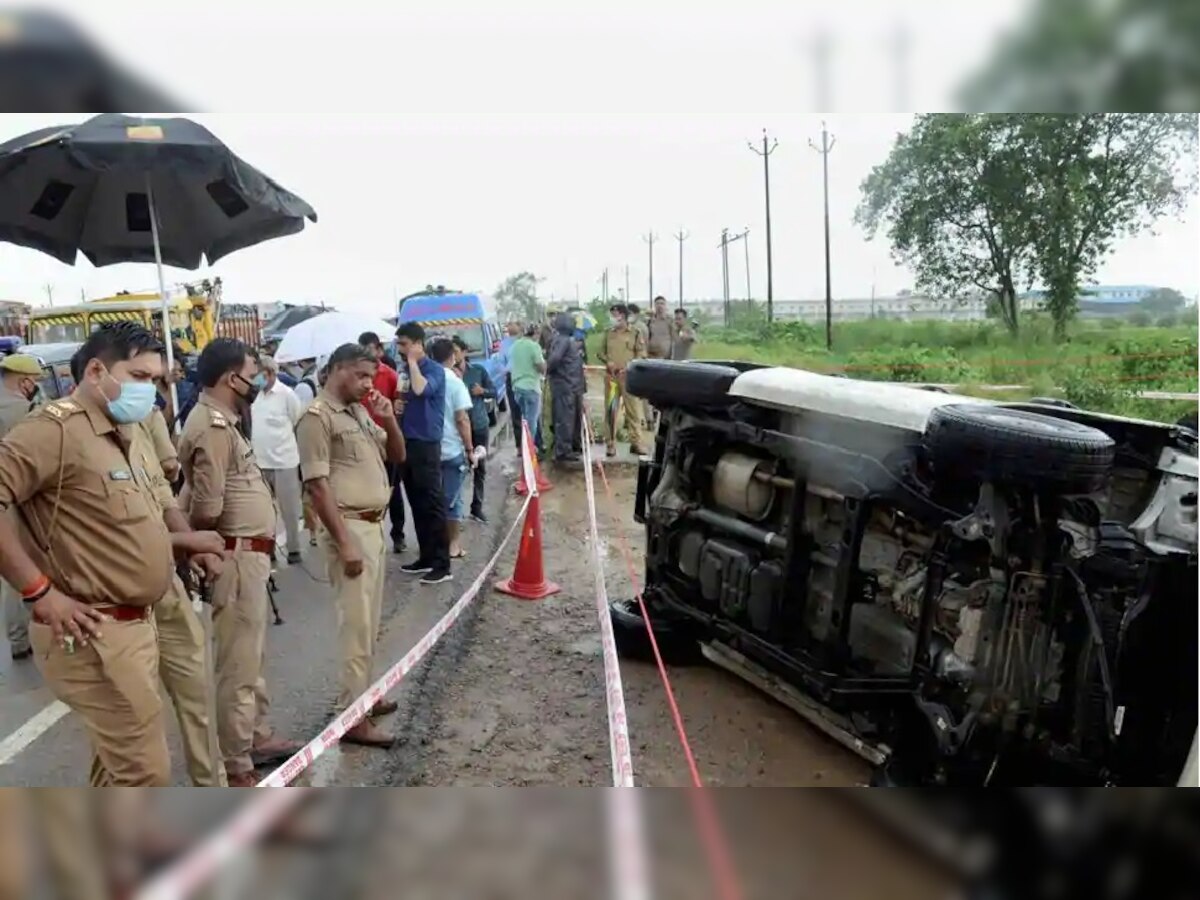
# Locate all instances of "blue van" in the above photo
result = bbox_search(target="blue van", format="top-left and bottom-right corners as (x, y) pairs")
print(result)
(397, 288), (508, 410)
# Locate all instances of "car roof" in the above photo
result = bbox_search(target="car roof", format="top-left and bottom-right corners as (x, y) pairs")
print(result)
(398, 292), (497, 324)
(12, 342), (82, 364)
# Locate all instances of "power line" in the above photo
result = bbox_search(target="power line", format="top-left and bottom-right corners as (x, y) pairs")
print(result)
(809, 121), (836, 350)
(673, 230), (689, 308)
(641, 231), (657, 302)
(747, 130), (779, 322)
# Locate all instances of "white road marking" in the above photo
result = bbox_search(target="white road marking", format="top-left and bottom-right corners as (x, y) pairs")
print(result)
(0, 700), (70, 765)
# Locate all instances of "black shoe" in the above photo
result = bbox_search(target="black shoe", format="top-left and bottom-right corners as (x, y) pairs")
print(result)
(286, 551), (302, 565)
(419, 570), (453, 585)
(392, 539), (407, 554)
(400, 561), (433, 575)
(10, 647), (31, 661)
(469, 510), (488, 524)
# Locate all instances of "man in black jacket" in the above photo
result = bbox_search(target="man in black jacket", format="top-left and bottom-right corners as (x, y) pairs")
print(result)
(546, 312), (585, 463)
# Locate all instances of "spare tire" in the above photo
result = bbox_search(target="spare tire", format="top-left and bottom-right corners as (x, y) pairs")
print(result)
(625, 359), (741, 410)
(925, 404), (1115, 493)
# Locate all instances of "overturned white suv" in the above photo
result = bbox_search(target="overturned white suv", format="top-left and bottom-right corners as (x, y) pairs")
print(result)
(617, 359), (1198, 786)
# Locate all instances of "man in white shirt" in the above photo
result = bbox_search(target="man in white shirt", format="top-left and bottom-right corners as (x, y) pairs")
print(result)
(251, 356), (305, 563)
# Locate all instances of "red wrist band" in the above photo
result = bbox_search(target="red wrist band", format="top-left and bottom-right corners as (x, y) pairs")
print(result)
(20, 574), (50, 599)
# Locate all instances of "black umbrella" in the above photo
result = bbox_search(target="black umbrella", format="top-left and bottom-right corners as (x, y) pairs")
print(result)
(0, 113), (316, 268)
(0, 113), (317, 413)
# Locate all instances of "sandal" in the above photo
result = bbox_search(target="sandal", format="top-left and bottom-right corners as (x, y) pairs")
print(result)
(450, 550), (468, 560)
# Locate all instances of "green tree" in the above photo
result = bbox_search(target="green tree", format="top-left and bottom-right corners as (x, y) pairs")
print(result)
(957, 0), (1200, 113)
(857, 114), (1197, 340)
(855, 115), (1037, 335)
(1140, 286), (1188, 313)
(494, 272), (544, 323)
(1021, 114), (1197, 338)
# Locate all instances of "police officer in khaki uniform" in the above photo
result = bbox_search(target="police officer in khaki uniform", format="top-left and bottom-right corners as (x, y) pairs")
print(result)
(0, 352), (41, 660)
(296, 343), (406, 748)
(597, 303), (648, 457)
(132, 408), (227, 787)
(178, 337), (300, 787)
(0, 323), (222, 785)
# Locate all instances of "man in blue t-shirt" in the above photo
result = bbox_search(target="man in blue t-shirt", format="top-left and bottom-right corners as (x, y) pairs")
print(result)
(394, 322), (451, 583)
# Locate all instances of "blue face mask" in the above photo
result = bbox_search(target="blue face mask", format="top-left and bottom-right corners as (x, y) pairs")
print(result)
(104, 377), (158, 424)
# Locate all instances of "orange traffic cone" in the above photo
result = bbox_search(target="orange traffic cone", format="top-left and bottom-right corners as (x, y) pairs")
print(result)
(495, 493), (561, 600)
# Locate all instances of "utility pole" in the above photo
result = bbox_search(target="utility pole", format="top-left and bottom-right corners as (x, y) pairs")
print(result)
(44, 284), (54, 307)
(748, 130), (779, 322)
(673, 230), (688, 308)
(624, 265), (630, 306)
(641, 232), (657, 302)
(810, 121), (836, 350)
(720, 229), (748, 323)
(742, 228), (751, 303)
(719, 229), (730, 326)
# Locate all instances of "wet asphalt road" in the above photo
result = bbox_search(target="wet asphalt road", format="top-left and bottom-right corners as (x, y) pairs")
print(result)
(0, 417), (521, 788)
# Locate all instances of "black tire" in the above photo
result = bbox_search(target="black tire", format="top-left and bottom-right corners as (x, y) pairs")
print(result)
(610, 599), (701, 665)
(625, 359), (741, 410)
(925, 404), (1114, 493)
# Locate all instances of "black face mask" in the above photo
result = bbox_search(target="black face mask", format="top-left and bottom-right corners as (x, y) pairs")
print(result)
(233, 374), (260, 408)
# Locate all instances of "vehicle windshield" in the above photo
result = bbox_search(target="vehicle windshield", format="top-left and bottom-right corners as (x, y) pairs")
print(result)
(419, 321), (486, 355)
(30, 319), (87, 344)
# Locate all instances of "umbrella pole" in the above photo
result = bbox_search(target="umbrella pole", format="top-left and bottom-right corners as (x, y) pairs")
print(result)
(146, 174), (180, 430)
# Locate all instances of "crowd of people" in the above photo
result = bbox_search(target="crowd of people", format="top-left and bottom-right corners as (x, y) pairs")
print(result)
(0, 298), (697, 792)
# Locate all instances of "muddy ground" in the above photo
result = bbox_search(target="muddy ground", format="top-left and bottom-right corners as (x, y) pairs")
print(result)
(413, 460), (870, 788)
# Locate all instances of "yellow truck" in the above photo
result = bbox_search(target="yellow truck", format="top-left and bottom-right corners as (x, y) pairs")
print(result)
(24, 278), (261, 351)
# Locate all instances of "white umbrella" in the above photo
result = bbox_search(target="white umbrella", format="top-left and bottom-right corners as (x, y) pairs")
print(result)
(274, 311), (395, 364)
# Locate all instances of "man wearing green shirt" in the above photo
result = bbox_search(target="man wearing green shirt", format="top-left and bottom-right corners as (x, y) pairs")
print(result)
(508, 325), (546, 456)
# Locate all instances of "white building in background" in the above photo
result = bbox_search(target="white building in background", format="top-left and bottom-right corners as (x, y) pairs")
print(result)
(684, 292), (1041, 324)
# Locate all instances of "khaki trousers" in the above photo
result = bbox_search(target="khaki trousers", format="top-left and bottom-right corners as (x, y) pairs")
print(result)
(155, 575), (226, 786)
(322, 518), (386, 708)
(211, 548), (272, 776)
(33, 790), (106, 900)
(604, 372), (645, 452)
(30, 617), (171, 786)
(0, 790), (30, 900)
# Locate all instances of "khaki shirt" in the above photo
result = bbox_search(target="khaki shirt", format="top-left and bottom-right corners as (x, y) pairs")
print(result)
(0, 392), (173, 607)
(295, 390), (390, 514)
(178, 394), (275, 538)
(599, 325), (645, 372)
(0, 387), (31, 439)
(671, 322), (696, 361)
(144, 407), (177, 473)
(646, 315), (674, 359)
(133, 418), (177, 514)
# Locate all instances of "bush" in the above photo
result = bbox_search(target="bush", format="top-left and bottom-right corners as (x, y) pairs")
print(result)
(1062, 371), (1136, 411)
(843, 344), (981, 383)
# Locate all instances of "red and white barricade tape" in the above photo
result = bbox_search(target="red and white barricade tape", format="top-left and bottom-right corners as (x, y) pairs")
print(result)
(580, 413), (636, 787)
(258, 492), (533, 788)
(581, 413), (650, 900)
(135, 493), (533, 900)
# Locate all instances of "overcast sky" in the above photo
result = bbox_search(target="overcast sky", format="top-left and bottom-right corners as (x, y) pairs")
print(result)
(2, 2), (1197, 316)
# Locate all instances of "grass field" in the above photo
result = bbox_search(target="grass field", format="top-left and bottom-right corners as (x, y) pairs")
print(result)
(587, 315), (1198, 423)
